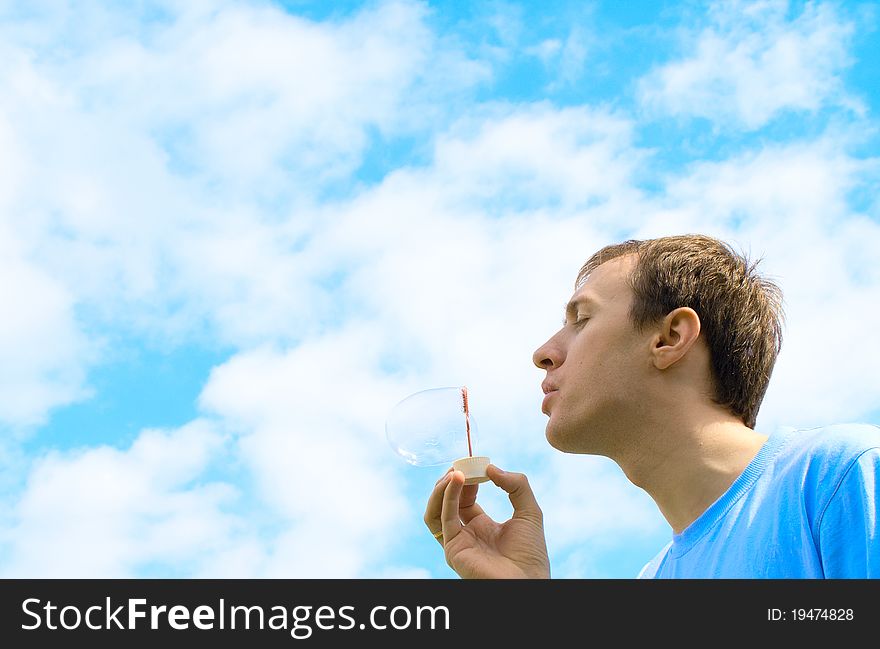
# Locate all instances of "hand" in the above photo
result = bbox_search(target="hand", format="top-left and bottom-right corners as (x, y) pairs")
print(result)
(423, 464), (550, 579)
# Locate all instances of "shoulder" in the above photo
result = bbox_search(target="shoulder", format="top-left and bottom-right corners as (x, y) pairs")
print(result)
(774, 422), (880, 466)
(769, 423), (880, 505)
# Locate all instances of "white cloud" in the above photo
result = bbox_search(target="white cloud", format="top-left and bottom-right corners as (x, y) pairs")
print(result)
(527, 38), (563, 64)
(0, 90), (91, 431)
(757, 216), (880, 429)
(638, 0), (859, 129)
(0, 221), (91, 431)
(536, 453), (668, 550)
(0, 0), (490, 416)
(554, 25), (590, 89)
(429, 104), (641, 212)
(527, 25), (590, 90)
(198, 330), (415, 576)
(0, 420), (243, 577)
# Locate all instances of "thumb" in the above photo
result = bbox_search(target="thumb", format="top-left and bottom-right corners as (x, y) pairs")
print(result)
(487, 465), (543, 523)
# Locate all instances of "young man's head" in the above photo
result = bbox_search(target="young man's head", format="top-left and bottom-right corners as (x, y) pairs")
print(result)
(532, 234), (784, 457)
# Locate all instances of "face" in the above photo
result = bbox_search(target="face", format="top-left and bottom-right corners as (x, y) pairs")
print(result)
(532, 255), (650, 455)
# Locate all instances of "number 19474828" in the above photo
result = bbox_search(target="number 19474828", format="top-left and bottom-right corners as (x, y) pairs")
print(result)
(768, 608), (853, 621)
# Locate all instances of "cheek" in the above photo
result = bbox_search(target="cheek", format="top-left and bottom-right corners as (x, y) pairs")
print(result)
(568, 340), (630, 397)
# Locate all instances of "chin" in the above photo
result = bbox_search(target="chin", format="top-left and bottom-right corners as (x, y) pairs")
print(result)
(545, 417), (605, 456)
(544, 420), (578, 453)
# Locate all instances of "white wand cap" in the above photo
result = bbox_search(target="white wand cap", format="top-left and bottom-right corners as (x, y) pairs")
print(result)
(453, 456), (491, 485)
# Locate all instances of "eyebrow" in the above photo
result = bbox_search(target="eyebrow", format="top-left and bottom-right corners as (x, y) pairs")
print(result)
(563, 295), (598, 324)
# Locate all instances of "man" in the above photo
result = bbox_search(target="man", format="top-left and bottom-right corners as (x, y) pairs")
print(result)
(424, 234), (880, 578)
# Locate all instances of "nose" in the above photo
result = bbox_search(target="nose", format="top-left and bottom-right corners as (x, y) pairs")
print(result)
(532, 331), (564, 370)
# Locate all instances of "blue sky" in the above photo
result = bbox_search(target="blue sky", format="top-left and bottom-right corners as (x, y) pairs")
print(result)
(1, 0), (879, 578)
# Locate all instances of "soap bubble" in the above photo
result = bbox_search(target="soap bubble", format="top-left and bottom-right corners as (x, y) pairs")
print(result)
(385, 386), (479, 467)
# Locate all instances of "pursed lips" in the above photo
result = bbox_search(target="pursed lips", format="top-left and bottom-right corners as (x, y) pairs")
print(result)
(541, 381), (558, 414)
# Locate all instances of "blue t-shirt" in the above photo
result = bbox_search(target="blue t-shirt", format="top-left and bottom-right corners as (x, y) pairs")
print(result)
(638, 423), (880, 578)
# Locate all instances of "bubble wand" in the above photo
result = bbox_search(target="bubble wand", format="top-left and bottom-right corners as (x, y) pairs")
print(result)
(385, 385), (490, 484)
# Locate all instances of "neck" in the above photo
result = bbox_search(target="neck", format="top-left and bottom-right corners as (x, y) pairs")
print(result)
(613, 409), (769, 535)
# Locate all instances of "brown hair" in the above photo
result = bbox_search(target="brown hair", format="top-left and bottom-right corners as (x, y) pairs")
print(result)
(577, 234), (784, 428)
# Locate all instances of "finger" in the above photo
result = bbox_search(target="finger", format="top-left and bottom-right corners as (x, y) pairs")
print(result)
(458, 483), (486, 524)
(424, 471), (453, 541)
(487, 464), (542, 523)
(440, 470), (466, 543)
(436, 466), (454, 484)
(458, 482), (479, 509)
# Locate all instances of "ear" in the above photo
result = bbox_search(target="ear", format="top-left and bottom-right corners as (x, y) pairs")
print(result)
(651, 307), (701, 370)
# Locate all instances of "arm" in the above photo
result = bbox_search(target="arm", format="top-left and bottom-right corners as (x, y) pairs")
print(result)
(423, 464), (551, 579)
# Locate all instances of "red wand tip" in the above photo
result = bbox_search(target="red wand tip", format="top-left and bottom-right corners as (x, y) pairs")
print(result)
(462, 386), (473, 457)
